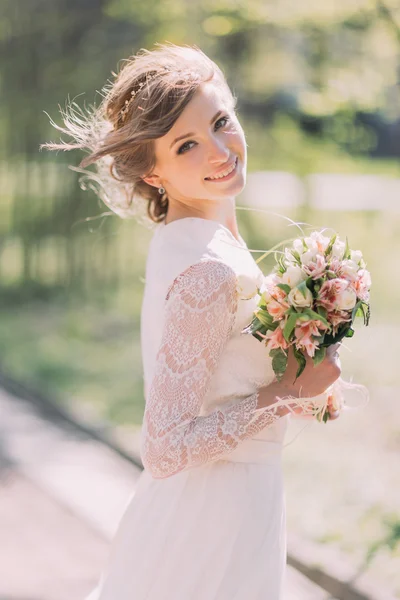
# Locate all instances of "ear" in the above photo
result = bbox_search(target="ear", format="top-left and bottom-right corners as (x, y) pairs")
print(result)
(142, 173), (162, 189)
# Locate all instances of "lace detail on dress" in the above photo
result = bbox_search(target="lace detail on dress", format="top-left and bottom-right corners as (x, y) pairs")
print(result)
(140, 260), (288, 479)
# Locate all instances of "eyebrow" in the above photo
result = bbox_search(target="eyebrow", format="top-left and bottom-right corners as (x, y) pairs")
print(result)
(169, 110), (223, 149)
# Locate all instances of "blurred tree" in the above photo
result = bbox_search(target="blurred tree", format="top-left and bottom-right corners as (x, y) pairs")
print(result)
(0, 0), (399, 298)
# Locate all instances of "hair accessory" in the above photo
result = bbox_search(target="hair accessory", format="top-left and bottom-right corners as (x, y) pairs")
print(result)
(158, 186), (166, 195)
(120, 72), (158, 123)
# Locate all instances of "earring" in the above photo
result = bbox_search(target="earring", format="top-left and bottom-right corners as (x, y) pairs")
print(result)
(158, 187), (166, 195)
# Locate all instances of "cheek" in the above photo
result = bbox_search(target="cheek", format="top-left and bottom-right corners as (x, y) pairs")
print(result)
(177, 149), (207, 177)
(226, 123), (246, 154)
(165, 152), (206, 190)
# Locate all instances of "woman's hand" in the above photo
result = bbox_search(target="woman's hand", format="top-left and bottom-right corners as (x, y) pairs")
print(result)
(257, 343), (342, 420)
(281, 342), (341, 398)
(279, 342), (342, 404)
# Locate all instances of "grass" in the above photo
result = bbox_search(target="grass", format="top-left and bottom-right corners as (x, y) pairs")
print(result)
(0, 204), (399, 426)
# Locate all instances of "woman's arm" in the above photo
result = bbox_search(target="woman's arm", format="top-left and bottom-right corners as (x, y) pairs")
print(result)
(140, 260), (296, 479)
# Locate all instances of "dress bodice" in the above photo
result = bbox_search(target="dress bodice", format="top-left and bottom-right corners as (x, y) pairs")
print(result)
(140, 217), (290, 463)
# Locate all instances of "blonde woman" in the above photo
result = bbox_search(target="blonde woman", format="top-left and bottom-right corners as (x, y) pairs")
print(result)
(42, 43), (341, 600)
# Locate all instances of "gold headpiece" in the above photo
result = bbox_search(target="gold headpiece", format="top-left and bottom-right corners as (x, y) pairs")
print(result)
(120, 82), (144, 122)
(119, 71), (164, 123)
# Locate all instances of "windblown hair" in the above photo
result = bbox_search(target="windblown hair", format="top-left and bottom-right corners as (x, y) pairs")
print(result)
(40, 43), (235, 225)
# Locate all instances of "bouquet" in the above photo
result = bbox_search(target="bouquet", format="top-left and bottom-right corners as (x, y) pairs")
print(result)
(241, 230), (371, 422)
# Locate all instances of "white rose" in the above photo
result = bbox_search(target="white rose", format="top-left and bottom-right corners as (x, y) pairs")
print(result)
(340, 259), (359, 282)
(336, 286), (357, 311)
(331, 240), (346, 260)
(236, 273), (259, 300)
(350, 250), (363, 264)
(282, 266), (307, 288)
(288, 286), (313, 308)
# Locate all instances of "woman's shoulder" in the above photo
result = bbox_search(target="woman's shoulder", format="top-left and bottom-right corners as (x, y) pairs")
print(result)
(145, 217), (243, 297)
(149, 216), (240, 265)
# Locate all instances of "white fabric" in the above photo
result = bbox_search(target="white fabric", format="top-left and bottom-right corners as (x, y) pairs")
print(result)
(86, 217), (297, 600)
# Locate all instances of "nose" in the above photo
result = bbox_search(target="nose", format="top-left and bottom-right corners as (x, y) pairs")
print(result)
(207, 136), (230, 164)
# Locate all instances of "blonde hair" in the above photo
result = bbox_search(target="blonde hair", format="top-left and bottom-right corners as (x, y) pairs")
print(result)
(40, 43), (236, 225)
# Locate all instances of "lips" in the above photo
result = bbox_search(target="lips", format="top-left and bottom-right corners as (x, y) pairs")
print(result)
(205, 157), (238, 180)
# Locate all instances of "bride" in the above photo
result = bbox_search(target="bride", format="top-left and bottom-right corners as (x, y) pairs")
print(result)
(42, 43), (341, 600)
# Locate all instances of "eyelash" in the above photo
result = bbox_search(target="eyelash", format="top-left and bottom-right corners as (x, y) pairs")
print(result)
(177, 115), (230, 155)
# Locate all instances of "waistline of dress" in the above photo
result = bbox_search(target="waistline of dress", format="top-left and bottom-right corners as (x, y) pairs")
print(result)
(218, 439), (283, 465)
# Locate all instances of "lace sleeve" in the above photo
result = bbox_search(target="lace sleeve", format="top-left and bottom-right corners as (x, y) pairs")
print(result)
(140, 260), (289, 479)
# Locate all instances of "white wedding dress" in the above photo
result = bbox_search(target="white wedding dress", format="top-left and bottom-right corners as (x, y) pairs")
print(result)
(86, 216), (298, 600)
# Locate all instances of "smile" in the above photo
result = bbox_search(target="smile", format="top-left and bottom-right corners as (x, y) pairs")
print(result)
(205, 157), (238, 182)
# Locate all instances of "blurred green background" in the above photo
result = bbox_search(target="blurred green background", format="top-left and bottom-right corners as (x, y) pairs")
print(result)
(1, 0), (399, 593)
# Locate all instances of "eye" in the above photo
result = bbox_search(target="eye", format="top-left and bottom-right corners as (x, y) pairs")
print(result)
(177, 140), (196, 155)
(177, 115), (230, 154)
(215, 115), (230, 130)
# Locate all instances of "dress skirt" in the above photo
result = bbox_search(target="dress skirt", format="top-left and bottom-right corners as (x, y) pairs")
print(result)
(86, 440), (287, 600)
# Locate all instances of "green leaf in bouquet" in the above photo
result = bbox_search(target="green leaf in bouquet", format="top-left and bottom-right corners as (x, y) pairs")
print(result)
(278, 254), (287, 273)
(283, 312), (299, 342)
(325, 233), (337, 257)
(293, 346), (307, 380)
(296, 312), (311, 322)
(313, 346), (326, 366)
(345, 327), (355, 338)
(351, 300), (362, 322)
(343, 236), (350, 260)
(291, 250), (302, 264)
(276, 283), (291, 295)
(313, 333), (326, 345)
(302, 308), (330, 327)
(270, 348), (288, 382)
(257, 291), (267, 307)
(320, 323), (350, 346)
(362, 302), (371, 326)
(305, 277), (314, 292)
(255, 308), (274, 328)
(241, 315), (265, 336)
(322, 411), (330, 423)
(354, 301), (370, 327)
(326, 270), (338, 280)
(316, 306), (328, 319)
(297, 280), (309, 299)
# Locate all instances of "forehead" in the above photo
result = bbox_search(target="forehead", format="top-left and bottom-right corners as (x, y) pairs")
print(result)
(184, 81), (230, 115)
(163, 82), (231, 140)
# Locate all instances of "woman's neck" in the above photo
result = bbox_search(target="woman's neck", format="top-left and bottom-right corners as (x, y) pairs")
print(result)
(165, 200), (240, 242)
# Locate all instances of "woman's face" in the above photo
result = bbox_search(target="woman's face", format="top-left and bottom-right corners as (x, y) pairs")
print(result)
(146, 81), (247, 206)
